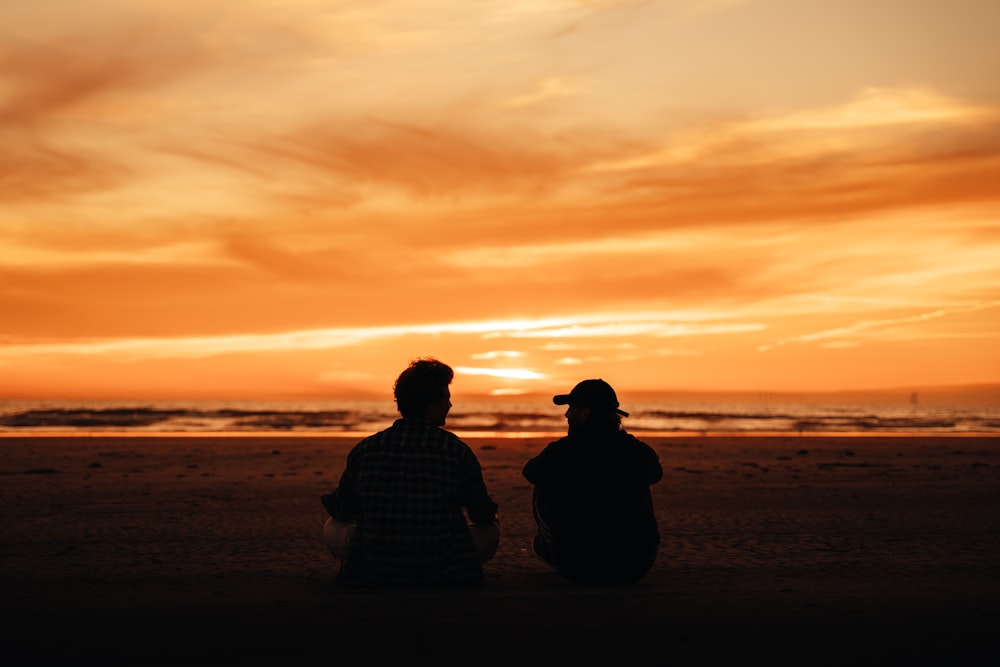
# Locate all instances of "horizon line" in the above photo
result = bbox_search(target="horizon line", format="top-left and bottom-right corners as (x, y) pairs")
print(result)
(2, 381), (998, 403)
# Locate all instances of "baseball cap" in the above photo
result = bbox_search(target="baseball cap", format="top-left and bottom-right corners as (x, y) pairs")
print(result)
(552, 378), (629, 417)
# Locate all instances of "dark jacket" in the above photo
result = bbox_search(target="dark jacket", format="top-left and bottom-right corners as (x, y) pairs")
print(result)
(522, 429), (662, 583)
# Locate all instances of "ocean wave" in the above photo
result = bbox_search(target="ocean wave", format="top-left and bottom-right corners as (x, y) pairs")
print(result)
(1, 403), (998, 434)
(0, 408), (365, 431)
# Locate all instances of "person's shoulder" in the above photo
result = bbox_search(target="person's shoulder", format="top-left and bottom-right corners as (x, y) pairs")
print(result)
(617, 429), (648, 445)
(436, 426), (466, 445)
(351, 421), (402, 449)
(373, 417), (425, 441)
(438, 428), (483, 457)
(538, 435), (572, 452)
(359, 422), (397, 442)
(523, 435), (567, 463)
(618, 431), (663, 476)
(617, 430), (658, 453)
(346, 433), (378, 459)
(534, 435), (575, 460)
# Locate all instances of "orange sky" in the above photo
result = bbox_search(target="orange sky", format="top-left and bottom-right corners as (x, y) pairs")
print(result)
(2, 0), (999, 401)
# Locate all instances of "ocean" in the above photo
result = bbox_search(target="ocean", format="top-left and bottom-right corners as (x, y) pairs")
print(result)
(2, 395), (998, 436)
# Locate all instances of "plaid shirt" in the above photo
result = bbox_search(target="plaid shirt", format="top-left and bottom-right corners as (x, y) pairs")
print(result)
(322, 418), (498, 586)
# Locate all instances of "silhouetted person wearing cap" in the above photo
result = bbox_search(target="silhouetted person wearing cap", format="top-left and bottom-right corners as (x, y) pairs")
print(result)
(523, 379), (662, 585)
(321, 358), (500, 587)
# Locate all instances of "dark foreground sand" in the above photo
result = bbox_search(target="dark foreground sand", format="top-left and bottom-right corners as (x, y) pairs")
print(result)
(2, 434), (998, 664)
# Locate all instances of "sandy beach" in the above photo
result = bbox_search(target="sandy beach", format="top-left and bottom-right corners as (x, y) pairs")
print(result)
(2, 433), (998, 664)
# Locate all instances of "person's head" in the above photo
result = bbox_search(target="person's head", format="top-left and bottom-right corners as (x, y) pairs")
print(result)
(393, 357), (454, 425)
(552, 378), (628, 436)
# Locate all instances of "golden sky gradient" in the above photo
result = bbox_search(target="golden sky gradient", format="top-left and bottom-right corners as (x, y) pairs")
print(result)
(2, 0), (999, 401)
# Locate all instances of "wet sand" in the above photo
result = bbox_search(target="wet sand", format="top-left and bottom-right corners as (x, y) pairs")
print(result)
(2, 434), (998, 664)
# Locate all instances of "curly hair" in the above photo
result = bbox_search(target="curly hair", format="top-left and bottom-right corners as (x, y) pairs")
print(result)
(393, 357), (454, 418)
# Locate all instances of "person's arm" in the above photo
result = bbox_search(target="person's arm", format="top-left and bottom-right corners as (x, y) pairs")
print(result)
(522, 439), (560, 485)
(522, 455), (542, 484)
(642, 443), (664, 485)
(321, 447), (360, 520)
(465, 476), (499, 526)
(461, 450), (499, 526)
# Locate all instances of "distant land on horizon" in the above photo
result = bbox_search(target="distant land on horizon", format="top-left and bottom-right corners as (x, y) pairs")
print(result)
(622, 383), (1000, 406)
(480, 383), (1000, 406)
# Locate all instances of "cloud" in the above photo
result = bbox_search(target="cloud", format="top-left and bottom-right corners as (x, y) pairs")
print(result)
(585, 90), (1000, 228)
(196, 87), (1000, 246)
(503, 77), (589, 107)
(455, 366), (545, 379)
(0, 15), (214, 204)
(471, 351), (525, 359)
(750, 87), (995, 130)
(0, 310), (763, 364)
(758, 300), (1000, 352)
(487, 320), (764, 339)
(237, 117), (621, 205)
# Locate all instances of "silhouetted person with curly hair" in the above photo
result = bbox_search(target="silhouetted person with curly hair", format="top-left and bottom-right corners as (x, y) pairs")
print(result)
(322, 358), (500, 587)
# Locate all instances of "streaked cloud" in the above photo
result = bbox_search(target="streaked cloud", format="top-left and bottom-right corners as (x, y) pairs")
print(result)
(455, 367), (546, 380)
(758, 300), (1000, 352)
(0, 312), (763, 362)
(491, 321), (765, 339)
(472, 351), (525, 360)
(503, 77), (589, 108)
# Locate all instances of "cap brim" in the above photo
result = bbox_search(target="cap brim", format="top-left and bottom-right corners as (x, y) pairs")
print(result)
(554, 394), (630, 417)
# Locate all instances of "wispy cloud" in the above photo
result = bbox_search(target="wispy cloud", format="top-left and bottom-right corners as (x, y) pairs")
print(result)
(472, 351), (525, 359)
(758, 300), (1000, 352)
(455, 366), (545, 380)
(0, 311), (761, 362)
(491, 321), (765, 339)
(503, 77), (589, 107)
